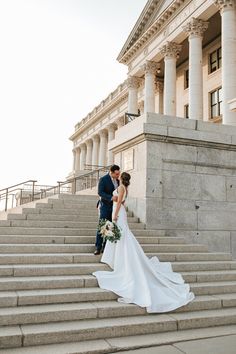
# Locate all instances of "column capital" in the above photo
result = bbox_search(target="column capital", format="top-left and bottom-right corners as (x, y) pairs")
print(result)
(99, 129), (108, 138)
(160, 41), (182, 59)
(142, 61), (159, 75)
(79, 143), (86, 150)
(85, 139), (93, 147)
(213, 0), (235, 12)
(107, 123), (117, 132)
(92, 134), (100, 142)
(183, 18), (209, 38)
(127, 76), (141, 89)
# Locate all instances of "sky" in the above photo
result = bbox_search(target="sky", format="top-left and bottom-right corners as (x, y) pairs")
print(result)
(0, 0), (147, 190)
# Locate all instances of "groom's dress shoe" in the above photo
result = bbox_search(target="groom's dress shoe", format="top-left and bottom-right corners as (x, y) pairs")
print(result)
(94, 249), (101, 255)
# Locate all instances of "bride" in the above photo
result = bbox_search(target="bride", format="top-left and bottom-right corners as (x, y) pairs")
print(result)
(93, 172), (194, 313)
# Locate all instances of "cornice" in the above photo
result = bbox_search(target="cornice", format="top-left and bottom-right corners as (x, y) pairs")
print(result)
(118, 0), (187, 65)
(69, 82), (128, 141)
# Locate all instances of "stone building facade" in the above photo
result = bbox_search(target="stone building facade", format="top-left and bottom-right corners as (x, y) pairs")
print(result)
(69, 0), (236, 177)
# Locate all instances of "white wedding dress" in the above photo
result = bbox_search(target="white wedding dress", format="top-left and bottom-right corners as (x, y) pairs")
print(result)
(93, 188), (194, 313)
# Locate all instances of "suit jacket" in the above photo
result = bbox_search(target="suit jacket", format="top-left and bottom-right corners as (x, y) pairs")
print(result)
(97, 173), (119, 206)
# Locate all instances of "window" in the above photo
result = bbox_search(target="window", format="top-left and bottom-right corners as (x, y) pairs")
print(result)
(184, 69), (189, 89)
(209, 47), (222, 73)
(184, 104), (189, 119)
(210, 87), (222, 119)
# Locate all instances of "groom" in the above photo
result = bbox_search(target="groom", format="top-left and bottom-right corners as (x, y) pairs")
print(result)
(94, 164), (120, 255)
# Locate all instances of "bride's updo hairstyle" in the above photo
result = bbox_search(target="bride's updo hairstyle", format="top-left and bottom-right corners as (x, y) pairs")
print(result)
(121, 172), (131, 187)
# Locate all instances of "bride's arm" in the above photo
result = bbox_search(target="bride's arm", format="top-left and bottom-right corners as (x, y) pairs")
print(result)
(112, 186), (125, 222)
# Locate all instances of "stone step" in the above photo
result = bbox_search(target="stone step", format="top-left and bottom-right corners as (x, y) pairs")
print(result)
(182, 270), (236, 283)
(0, 263), (109, 277)
(0, 314), (177, 349)
(57, 194), (98, 202)
(7, 213), (139, 223)
(1, 325), (236, 354)
(1, 260), (235, 277)
(0, 243), (207, 254)
(1, 220), (144, 229)
(0, 252), (231, 265)
(2, 308), (236, 348)
(0, 301), (147, 326)
(0, 283), (231, 310)
(35, 201), (98, 210)
(22, 207), (134, 217)
(0, 235), (187, 245)
(0, 294), (231, 326)
(0, 287), (117, 307)
(2, 263), (236, 280)
(0, 227), (163, 236)
(1, 273), (236, 293)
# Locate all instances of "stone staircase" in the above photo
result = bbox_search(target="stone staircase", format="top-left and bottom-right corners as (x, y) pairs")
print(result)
(0, 194), (236, 353)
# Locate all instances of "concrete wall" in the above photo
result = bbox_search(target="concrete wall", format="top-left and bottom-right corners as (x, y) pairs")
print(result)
(109, 113), (236, 258)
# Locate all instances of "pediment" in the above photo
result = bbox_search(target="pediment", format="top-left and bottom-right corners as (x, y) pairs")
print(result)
(117, 0), (176, 62)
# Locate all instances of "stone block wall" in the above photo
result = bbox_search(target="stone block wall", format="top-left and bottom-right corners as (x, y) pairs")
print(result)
(110, 113), (236, 258)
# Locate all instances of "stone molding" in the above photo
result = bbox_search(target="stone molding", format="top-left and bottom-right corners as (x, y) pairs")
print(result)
(160, 41), (182, 59)
(118, 0), (187, 64)
(213, 0), (235, 12)
(183, 17), (209, 38)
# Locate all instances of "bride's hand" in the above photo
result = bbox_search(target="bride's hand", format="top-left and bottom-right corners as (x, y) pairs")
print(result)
(113, 215), (118, 222)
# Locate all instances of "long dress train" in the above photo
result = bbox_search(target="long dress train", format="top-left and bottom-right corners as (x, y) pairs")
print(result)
(93, 189), (194, 313)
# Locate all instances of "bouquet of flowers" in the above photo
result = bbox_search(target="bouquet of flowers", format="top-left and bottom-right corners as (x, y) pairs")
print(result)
(98, 219), (122, 243)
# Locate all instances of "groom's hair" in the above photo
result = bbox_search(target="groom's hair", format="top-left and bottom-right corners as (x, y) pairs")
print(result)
(110, 164), (120, 172)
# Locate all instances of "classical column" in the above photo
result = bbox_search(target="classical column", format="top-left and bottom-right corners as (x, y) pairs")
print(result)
(155, 80), (164, 114)
(74, 147), (80, 172)
(92, 135), (99, 168)
(160, 42), (182, 116)
(85, 139), (93, 169)
(214, 0), (236, 125)
(142, 61), (159, 113)
(98, 130), (108, 167)
(79, 144), (86, 171)
(107, 124), (117, 165)
(183, 18), (208, 120)
(127, 76), (140, 114)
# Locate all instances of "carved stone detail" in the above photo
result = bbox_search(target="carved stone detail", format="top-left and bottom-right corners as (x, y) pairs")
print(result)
(183, 18), (209, 38)
(213, 0), (235, 12)
(142, 61), (160, 75)
(127, 76), (141, 89)
(160, 41), (182, 59)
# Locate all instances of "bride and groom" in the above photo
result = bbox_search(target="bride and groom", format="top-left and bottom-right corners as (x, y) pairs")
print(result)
(93, 164), (194, 313)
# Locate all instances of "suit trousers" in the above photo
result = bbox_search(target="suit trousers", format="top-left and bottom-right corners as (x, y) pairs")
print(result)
(95, 202), (113, 251)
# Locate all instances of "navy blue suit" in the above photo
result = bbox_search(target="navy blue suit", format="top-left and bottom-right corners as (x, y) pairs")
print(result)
(95, 173), (119, 251)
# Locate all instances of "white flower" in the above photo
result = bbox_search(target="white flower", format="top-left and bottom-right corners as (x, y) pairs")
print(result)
(105, 221), (114, 230)
(105, 230), (114, 237)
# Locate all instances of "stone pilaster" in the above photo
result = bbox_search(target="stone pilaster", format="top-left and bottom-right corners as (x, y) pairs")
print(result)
(142, 61), (160, 114)
(183, 18), (208, 120)
(213, 0), (236, 125)
(160, 42), (182, 116)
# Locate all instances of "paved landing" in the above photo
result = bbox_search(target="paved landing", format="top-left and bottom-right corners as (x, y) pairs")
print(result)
(114, 334), (236, 354)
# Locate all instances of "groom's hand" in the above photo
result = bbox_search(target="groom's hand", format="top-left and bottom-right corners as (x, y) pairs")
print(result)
(112, 196), (118, 202)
